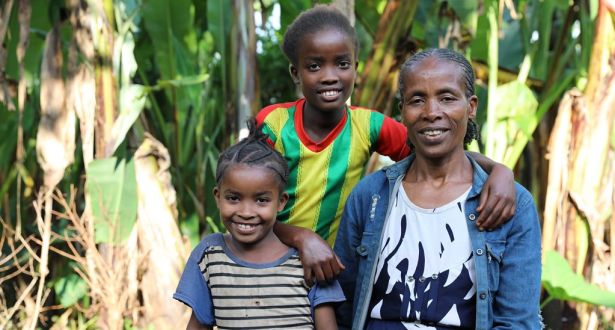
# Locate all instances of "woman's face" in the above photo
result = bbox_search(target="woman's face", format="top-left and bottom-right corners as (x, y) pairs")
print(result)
(399, 57), (478, 159)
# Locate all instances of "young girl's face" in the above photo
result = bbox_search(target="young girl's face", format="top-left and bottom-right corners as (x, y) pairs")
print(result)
(213, 164), (288, 248)
(290, 29), (358, 114)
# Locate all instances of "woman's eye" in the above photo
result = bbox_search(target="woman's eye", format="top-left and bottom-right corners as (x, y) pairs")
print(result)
(442, 96), (456, 102)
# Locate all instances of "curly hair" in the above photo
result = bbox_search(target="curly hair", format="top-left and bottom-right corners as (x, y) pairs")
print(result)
(281, 4), (359, 67)
(398, 48), (480, 144)
(215, 117), (289, 192)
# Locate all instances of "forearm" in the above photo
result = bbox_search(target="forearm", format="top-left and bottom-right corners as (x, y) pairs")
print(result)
(273, 221), (308, 249)
(314, 304), (339, 330)
(465, 151), (501, 173)
(186, 312), (212, 330)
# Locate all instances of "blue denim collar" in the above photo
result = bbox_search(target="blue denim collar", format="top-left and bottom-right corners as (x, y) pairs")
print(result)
(382, 152), (489, 200)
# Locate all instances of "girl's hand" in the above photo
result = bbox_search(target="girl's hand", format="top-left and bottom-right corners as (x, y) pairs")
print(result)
(273, 222), (345, 286)
(476, 163), (516, 231)
(296, 229), (345, 286)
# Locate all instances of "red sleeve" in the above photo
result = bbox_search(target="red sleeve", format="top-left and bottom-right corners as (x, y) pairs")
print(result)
(256, 103), (296, 148)
(374, 115), (411, 162)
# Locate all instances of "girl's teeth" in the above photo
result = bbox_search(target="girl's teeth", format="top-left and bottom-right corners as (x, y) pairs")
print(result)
(237, 224), (255, 229)
(322, 91), (338, 96)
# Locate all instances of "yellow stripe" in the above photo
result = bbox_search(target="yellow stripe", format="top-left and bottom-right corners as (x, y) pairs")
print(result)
(289, 144), (334, 232)
(327, 109), (373, 246)
(264, 108), (289, 155)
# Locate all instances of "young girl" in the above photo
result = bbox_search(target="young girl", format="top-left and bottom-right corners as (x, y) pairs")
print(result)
(256, 4), (518, 286)
(174, 118), (345, 330)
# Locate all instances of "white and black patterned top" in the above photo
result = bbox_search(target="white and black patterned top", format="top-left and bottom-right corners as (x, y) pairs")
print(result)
(367, 184), (476, 330)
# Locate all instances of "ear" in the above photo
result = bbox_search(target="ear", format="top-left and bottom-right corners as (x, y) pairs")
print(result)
(277, 192), (289, 213)
(290, 65), (300, 85)
(213, 187), (221, 208)
(468, 95), (478, 120)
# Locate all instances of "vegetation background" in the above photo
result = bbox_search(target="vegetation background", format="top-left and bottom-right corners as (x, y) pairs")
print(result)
(0, 0), (614, 329)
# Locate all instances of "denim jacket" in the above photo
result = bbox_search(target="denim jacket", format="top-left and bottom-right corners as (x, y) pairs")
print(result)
(334, 154), (543, 330)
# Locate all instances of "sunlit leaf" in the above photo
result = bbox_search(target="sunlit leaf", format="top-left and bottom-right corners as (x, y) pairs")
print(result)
(87, 157), (138, 246)
(494, 80), (539, 139)
(110, 84), (147, 154)
(542, 250), (615, 308)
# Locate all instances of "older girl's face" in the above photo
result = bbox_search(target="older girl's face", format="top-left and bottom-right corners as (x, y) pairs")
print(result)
(399, 57), (478, 159)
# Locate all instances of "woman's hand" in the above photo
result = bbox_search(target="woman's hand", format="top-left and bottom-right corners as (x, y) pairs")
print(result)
(476, 163), (516, 231)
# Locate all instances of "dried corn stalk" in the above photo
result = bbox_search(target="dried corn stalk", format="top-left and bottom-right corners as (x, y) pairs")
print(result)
(134, 133), (190, 329)
(36, 22), (75, 188)
(0, 0), (16, 111)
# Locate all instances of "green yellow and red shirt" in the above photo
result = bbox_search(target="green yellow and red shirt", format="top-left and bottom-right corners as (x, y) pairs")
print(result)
(256, 99), (410, 246)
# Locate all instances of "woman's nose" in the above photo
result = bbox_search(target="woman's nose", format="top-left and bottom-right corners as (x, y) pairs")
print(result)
(423, 99), (442, 122)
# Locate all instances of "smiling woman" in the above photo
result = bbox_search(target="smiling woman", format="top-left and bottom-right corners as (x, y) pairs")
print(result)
(334, 48), (543, 330)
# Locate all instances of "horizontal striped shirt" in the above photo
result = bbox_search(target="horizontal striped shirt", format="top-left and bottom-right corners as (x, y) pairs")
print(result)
(174, 233), (346, 329)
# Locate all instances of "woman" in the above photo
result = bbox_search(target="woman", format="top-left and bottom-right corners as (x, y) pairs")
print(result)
(334, 49), (542, 330)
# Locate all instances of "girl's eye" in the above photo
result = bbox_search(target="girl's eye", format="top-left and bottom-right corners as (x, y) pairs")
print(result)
(225, 196), (239, 202)
(256, 198), (270, 203)
(307, 63), (320, 70)
(339, 61), (351, 68)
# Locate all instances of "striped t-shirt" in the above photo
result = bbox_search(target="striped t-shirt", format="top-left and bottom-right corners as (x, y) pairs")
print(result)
(256, 99), (410, 246)
(174, 233), (346, 329)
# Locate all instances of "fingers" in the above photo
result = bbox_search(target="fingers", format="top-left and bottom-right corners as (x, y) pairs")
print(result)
(476, 186), (488, 213)
(313, 266), (327, 286)
(477, 199), (503, 231)
(334, 252), (346, 271)
(304, 266), (314, 287)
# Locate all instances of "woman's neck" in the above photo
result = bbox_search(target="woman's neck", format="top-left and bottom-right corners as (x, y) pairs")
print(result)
(405, 148), (473, 185)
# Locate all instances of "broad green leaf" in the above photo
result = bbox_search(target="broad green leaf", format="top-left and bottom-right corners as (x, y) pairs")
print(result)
(114, 31), (139, 89)
(448, 0), (478, 35)
(87, 157), (138, 246)
(494, 80), (538, 139)
(110, 85), (147, 154)
(542, 250), (615, 308)
(279, 0), (313, 35)
(55, 274), (88, 307)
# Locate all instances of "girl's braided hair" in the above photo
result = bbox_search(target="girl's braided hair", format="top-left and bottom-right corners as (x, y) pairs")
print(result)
(215, 117), (289, 192)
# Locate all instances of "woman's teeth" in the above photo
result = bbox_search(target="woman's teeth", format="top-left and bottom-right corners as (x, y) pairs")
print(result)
(423, 130), (444, 136)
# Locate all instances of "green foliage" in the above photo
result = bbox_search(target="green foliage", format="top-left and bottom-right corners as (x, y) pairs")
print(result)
(87, 157), (138, 246)
(542, 250), (615, 309)
(54, 274), (88, 307)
